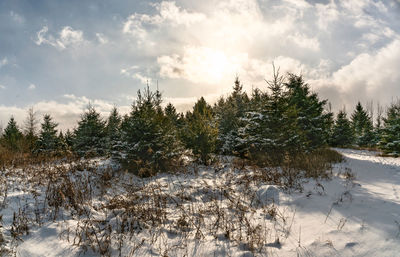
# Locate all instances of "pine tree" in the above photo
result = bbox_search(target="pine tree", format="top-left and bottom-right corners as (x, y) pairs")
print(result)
(215, 77), (249, 156)
(58, 131), (68, 152)
(2, 117), (23, 151)
(105, 107), (122, 157)
(64, 129), (74, 149)
(23, 107), (38, 152)
(330, 110), (354, 147)
(379, 102), (400, 155)
(120, 86), (183, 176)
(35, 114), (60, 154)
(164, 103), (180, 126)
(73, 105), (106, 157)
(351, 102), (374, 147)
(182, 97), (218, 164)
(240, 67), (290, 164)
(285, 74), (332, 151)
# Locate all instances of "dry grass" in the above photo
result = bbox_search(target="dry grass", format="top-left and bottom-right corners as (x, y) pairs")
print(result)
(0, 147), (344, 256)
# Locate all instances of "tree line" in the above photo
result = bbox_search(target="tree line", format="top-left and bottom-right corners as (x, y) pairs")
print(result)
(1, 71), (399, 175)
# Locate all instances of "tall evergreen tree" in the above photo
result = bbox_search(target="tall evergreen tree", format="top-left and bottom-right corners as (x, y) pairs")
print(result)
(2, 117), (23, 151)
(215, 77), (249, 155)
(73, 105), (106, 157)
(374, 102), (384, 145)
(120, 87), (183, 176)
(58, 131), (68, 152)
(164, 103), (180, 126)
(182, 97), (218, 164)
(351, 102), (374, 147)
(64, 129), (74, 149)
(330, 110), (354, 147)
(285, 74), (332, 151)
(239, 67), (291, 164)
(105, 107), (122, 157)
(23, 107), (38, 152)
(35, 114), (60, 154)
(379, 102), (400, 155)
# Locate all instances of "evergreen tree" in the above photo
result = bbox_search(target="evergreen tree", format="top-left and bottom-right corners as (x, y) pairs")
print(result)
(351, 102), (374, 147)
(35, 114), (60, 154)
(64, 129), (74, 149)
(182, 97), (218, 164)
(330, 110), (354, 147)
(239, 68), (291, 164)
(23, 107), (38, 152)
(73, 105), (106, 157)
(58, 131), (68, 152)
(215, 77), (249, 156)
(105, 107), (122, 157)
(374, 103), (384, 145)
(120, 87), (183, 176)
(164, 103), (180, 126)
(379, 102), (400, 155)
(2, 117), (23, 151)
(285, 74), (332, 151)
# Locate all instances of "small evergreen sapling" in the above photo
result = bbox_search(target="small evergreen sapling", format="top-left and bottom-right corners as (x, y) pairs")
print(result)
(182, 97), (218, 165)
(351, 102), (374, 147)
(120, 86), (183, 176)
(379, 102), (400, 155)
(35, 114), (60, 154)
(330, 110), (354, 147)
(2, 117), (23, 152)
(73, 105), (106, 157)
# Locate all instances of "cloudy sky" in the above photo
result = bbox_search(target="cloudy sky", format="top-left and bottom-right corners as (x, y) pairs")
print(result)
(1, 0), (400, 130)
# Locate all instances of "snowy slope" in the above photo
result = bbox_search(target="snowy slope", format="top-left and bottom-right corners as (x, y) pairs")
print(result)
(1, 149), (400, 256)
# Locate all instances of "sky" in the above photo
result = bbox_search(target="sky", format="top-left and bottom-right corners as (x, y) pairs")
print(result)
(0, 0), (400, 131)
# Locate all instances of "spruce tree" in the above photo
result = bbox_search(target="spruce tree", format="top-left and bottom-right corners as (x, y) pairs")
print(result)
(182, 97), (218, 164)
(73, 105), (106, 157)
(23, 107), (38, 152)
(64, 129), (74, 149)
(2, 117), (23, 151)
(215, 77), (249, 156)
(120, 86), (183, 176)
(240, 68), (290, 164)
(379, 102), (400, 155)
(285, 74), (332, 151)
(164, 103), (179, 126)
(58, 131), (68, 152)
(330, 110), (354, 147)
(35, 114), (60, 154)
(105, 107), (122, 157)
(351, 102), (374, 147)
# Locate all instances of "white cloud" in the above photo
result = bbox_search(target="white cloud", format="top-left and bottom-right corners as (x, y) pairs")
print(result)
(123, 1), (205, 43)
(120, 66), (151, 84)
(96, 33), (108, 44)
(35, 26), (84, 50)
(28, 84), (36, 90)
(315, 1), (339, 30)
(0, 85), (5, 90)
(0, 95), (132, 131)
(58, 27), (84, 48)
(306, 39), (400, 110)
(332, 39), (400, 96)
(10, 11), (24, 24)
(287, 33), (320, 51)
(0, 58), (8, 68)
(158, 46), (242, 84)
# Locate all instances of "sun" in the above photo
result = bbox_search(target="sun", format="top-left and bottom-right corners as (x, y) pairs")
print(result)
(183, 46), (235, 83)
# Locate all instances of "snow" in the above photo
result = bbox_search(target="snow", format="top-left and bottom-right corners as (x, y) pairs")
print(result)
(1, 149), (400, 256)
(254, 185), (279, 207)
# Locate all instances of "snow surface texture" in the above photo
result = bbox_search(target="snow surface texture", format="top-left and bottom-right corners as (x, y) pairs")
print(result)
(0, 149), (400, 256)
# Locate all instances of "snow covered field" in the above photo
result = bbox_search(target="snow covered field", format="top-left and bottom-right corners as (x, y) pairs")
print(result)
(1, 149), (400, 256)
